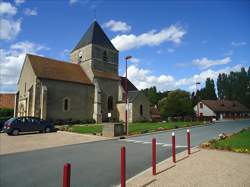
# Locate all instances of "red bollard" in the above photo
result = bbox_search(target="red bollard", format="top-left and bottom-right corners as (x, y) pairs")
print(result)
(187, 129), (191, 155)
(121, 146), (126, 187)
(172, 132), (176, 163)
(152, 138), (156, 175)
(63, 163), (71, 187)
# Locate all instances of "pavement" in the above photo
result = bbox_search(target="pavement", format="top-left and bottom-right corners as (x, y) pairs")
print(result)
(0, 131), (109, 155)
(0, 119), (250, 187)
(127, 148), (250, 187)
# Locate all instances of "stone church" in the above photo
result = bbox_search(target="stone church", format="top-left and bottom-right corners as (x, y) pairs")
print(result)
(14, 21), (151, 123)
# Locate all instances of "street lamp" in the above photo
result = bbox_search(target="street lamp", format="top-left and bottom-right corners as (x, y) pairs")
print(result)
(195, 82), (200, 118)
(125, 55), (132, 136)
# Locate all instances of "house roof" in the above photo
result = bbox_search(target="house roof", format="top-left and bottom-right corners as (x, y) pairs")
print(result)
(128, 91), (140, 102)
(150, 107), (161, 118)
(93, 70), (120, 81)
(120, 76), (138, 91)
(0, 93), (15, 109)
(201, 100), (250, 112)
(72, 21), (117, 52)
(27, 54), (92, 85)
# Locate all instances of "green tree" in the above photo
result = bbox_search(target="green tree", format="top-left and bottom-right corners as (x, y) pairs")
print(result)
(141, 86), (169, 106)
(158, 89), (194, 118)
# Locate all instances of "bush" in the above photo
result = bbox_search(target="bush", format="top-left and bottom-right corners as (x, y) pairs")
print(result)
(0, 108), (14, 117)
(52, 118), (96, 126)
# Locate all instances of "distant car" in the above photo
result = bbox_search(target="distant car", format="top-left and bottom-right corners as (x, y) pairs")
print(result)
(3, 117), (54, 136)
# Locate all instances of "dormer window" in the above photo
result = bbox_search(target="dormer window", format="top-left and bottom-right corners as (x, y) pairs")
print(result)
(103, 51), (108, 62)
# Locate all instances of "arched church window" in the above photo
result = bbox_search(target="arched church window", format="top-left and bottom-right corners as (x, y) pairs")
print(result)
(63, 98), (70, 111)
(140, 104), (143, 116)
(103, 51), (108, 62)
(108, 96), (113, 111)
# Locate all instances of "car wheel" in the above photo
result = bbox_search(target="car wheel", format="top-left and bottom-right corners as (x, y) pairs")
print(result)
(44, 127), (51, 133)
(12, 129), (19, 136)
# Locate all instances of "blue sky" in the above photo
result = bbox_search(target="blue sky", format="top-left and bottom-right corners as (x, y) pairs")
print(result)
(0, 0), (249, 93)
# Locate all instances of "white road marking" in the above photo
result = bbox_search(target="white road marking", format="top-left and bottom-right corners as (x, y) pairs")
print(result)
(119, 139), (187, 148)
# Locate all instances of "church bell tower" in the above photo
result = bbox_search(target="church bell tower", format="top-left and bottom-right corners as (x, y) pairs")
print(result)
(70, 21), (120, 123)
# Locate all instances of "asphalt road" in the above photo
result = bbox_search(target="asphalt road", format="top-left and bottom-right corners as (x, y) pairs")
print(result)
(0, 120), (250, 187)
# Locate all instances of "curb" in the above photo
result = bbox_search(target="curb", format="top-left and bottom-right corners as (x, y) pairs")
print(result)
(124, 122), (214, 138)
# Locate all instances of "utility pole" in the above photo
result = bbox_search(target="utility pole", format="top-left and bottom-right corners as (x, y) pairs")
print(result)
(125, 55), (132, 136)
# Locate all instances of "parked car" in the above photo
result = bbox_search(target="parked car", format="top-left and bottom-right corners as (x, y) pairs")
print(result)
(3, 117), (55, 136)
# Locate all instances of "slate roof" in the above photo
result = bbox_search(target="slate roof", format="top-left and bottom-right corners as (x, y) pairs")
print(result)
(72, 21), (117, 52)
(0, 93), (15, 109)
(27, 54), (92, 85)
(201, 100), (250, 112)
(120, 76), (138, 91)
(128, 91), (140, 102)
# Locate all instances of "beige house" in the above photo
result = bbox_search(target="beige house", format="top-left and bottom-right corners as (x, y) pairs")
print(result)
(194, 100), (250, 120)
(15, 21), (151, 123)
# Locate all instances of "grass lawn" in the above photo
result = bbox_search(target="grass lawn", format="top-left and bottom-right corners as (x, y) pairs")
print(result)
(209, 128), (250, 153)
(69, 121), (203, 135)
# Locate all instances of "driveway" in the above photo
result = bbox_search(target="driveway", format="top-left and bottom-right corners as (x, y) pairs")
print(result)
(0, 131), (109, 155)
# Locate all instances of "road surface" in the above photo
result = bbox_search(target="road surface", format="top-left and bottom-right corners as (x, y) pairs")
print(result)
(0, 120), (249, 187)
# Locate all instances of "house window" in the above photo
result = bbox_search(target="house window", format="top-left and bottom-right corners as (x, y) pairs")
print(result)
(103, 51), (108, 62)
(140, 104), (143, 116)
(200, 112), (203, 116)
(200, 103), (203, 109)
(63, 98), (70, 112)
(108, 96), (113, 111)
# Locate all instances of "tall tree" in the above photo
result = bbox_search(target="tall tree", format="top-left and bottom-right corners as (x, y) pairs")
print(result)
(158, 89), (194, 118)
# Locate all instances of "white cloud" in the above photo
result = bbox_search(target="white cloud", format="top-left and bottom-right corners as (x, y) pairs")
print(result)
(59, 49), (70, 60)
(103, 20), (131, 33)
(69, 0), (79, 4)
(231, 41), (247, 47)
(130, 57), (140, 64)
(0, 2), (17, 15)
(192, 57), (231, 69)
(111, 25), (186, 51)
(126, 65), (175, 91)
(176, 64), (243, 91)
(0, 41), (50, 92)
(15, 0), (26, 5)
(0, 18), (21, 40)
(124, 63), (243, 92)
(24, 8), (37, 16)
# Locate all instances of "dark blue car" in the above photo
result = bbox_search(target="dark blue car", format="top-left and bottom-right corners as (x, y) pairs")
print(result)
(3, 117), (54, 136)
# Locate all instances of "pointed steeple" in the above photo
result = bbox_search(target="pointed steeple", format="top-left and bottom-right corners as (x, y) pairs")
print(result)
(72, 21), (117, 52)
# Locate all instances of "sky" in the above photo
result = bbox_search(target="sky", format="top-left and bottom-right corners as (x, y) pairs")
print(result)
(0, 0), (249, 93)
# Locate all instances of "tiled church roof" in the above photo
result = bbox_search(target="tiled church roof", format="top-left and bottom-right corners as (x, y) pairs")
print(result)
(72, 21), (117, 52)
(27, 54), (93, 85)
(201, 100), (250, 112)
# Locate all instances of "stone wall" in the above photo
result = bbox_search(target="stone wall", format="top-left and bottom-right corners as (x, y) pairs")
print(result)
(41, 79), (94, 121)
(17, 57), (37, 117)
(96, 77), (119, 121)
(132, 94), (151, 122)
